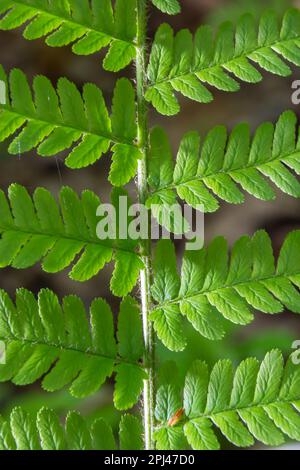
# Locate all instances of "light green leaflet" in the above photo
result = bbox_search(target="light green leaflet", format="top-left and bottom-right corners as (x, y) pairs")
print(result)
(146, 111), (300, 233)
(151, 0), (181, 15)
(0, 0), (137, 72)
(155, 351), (300, 450)
(0, 289), (146, 410)
(0, 66), (142, 186)
(146, 9), (300, 115)
(150, 231), (300, 351)
(0, 184), (143, 297)
(0, 408), (143, 450)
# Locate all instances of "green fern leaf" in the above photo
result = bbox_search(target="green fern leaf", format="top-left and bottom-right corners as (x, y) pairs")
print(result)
(151, 231), (300, 351)
(9, 407), (41, 450)
(119, 414), (144, 450)
(155, 384), (182, 422)
(151, 0), (181, 16)
(0, 289), (145, 409)
(0, 407), (142, 450)
(0, 0), (137, 72)
(154, 427), (188, 450)
(155, 350), (300, 449)
(91, 418), (116, 451)
(36, 408), (66, 450)
(150, 240), (187, 351)
(0, 67), (141, 186)
(146, 9), (300, 115)
(147, 111), (300, 232)
(0, 184), (143, 296)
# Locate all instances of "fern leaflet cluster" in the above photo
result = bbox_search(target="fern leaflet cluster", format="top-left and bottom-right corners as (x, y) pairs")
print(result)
(0, 289), (145, 409)
(147, 111), (300, 232)
(146, 9), (300, 115)
(0, 407), (143, 450)
(0, 66), (141, 186)
(0, 184), (143, 297)
(0, 0), (137, 72)
(150, 231), (300, 351)
(0, 0), (300, 451)
(155, 350), (300, 449)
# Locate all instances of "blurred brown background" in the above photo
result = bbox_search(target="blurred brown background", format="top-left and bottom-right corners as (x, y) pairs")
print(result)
(0, 0), (300, 447)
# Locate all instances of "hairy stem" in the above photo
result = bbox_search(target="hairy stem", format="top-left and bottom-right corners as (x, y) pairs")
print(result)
(136, 0), (155, 450)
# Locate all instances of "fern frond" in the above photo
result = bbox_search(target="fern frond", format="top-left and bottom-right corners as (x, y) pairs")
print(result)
(151, 0), (181, 15)
(0, 184), (143, 297)
(150, 231), (300, 351)
(146, 9), (300, 115)
(0, 407), (143, 450)
(0, 289), (146, 409)
(155, 350), (300, 450)
(146, 111), (300, 231)
(0, 0), (137, 72)
(0, 66), (141, 186)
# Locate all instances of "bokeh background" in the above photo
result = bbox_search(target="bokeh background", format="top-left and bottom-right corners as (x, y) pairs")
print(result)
(0, 0), (300, 449)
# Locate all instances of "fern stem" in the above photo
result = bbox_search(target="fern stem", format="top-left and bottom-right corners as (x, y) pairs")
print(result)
(136, 0), (155, 450)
